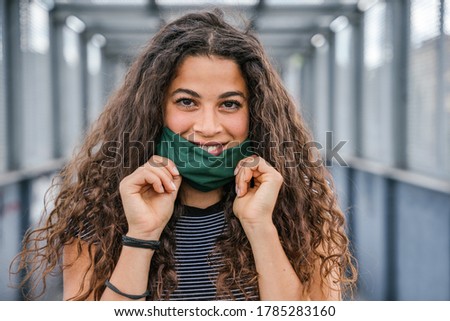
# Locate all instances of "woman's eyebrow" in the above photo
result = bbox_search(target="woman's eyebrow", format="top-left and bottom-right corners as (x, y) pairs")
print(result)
(218, 91), (246, 99)
(171, 88), (246, 100)
(171, 88), (200, 98)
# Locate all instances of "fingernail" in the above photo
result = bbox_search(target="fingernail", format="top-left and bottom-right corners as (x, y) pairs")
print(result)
(173, 167), (180, 176)
(235, 185), (240, 197)
(171, 181), (177, 190)
(234, 166), (239, 175)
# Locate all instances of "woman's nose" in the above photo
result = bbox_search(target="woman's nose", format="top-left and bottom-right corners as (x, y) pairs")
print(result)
(192, 107), (222, 137)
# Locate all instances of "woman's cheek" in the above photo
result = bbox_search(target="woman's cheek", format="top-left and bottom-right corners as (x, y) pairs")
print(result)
(165, 110), (192, 133)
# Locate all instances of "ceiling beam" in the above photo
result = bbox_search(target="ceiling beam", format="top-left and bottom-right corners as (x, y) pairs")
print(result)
(52, 1), (353, 58)
(257, 26), (330, 35)
(53, 2), (358, 19)
(53, 3), (157, 15)
(256, 3), (358, 15)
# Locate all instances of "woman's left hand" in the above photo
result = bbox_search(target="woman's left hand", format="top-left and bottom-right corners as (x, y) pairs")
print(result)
(233, 155), (283, 229)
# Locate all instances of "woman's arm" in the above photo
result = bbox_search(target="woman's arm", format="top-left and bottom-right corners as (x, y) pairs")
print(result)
(63, 237), (156, 301)
(241, 222), (305, 300)
(63, 241), (95, 300)
(63, 155), (181, 300)
(233, 156), (341, 301)
(243, 223), (341, 300)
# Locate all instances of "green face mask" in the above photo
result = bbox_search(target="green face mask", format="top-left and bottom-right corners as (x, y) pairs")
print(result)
(155, 127), (254, 192)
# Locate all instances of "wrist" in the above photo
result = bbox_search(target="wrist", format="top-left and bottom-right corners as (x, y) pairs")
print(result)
(122, 234), (160, 247)
(126, 229), (163, 241)
(241, 221), (278, 243)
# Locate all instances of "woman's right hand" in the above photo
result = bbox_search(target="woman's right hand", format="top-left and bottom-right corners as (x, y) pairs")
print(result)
(119, 155), (182, 240)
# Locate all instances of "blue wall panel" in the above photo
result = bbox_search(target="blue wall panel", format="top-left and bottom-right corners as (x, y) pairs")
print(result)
(352, 171), (389, 300)
(0, 184), (21, 300)
(331, 166), (350, 213)
(395, 183), (450, 300)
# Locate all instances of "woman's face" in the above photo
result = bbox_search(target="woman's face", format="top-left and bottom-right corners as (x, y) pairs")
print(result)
(164, 55), (249, 156)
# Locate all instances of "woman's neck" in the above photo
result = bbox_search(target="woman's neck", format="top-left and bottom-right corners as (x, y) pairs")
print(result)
(179, 182), (222, 209)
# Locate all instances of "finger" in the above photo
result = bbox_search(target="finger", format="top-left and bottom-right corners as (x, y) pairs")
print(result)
(234, 156), (258, 196)
(234, 155), (257, 175)
(235, 156), (283, 197)
(236, 166), (254, 197)
(239, 156), (273, 176)
(145, 157), (179, 192)
(147, 155), (180, 177)
(121, 169), (164, 194)
(141, 165), (177, 193)
(144, 160), (172, 182)
(235, 156), (262, 179)
(143, 171), (165, 194)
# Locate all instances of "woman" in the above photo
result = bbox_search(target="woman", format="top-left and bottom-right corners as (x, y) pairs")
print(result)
(14, 9), (356, 301)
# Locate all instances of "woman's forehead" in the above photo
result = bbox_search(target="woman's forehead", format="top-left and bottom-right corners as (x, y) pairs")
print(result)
(169, 55), (248, 96)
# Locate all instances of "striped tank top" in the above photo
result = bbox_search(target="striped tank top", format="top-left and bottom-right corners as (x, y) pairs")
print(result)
(168, 200), (258, 300)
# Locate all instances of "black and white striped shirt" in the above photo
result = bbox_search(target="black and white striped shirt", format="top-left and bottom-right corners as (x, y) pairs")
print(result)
(169, 200), (258, 301)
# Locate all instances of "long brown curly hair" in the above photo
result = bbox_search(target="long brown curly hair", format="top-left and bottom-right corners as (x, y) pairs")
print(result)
(12, 8), (357, 300)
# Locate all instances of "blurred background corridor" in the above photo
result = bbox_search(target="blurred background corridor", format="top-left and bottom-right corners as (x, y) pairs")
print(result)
(0, 0), (449, 300)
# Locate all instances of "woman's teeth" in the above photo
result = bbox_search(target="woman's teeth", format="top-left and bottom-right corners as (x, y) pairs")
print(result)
(202, 145), (221, 153)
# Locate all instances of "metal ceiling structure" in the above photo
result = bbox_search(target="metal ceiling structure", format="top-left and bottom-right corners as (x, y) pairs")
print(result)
(51, 0), (365, 61)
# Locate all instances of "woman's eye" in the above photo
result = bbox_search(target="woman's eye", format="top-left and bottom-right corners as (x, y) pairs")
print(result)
(176, 98), (195, 108)
(222, 100), (242, 110)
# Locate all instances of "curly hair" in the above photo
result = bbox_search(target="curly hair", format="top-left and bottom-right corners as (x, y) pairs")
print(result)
(12, 8), (357, 300)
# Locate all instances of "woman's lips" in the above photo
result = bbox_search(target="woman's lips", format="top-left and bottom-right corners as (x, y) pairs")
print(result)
(191, 141), (226, 156)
